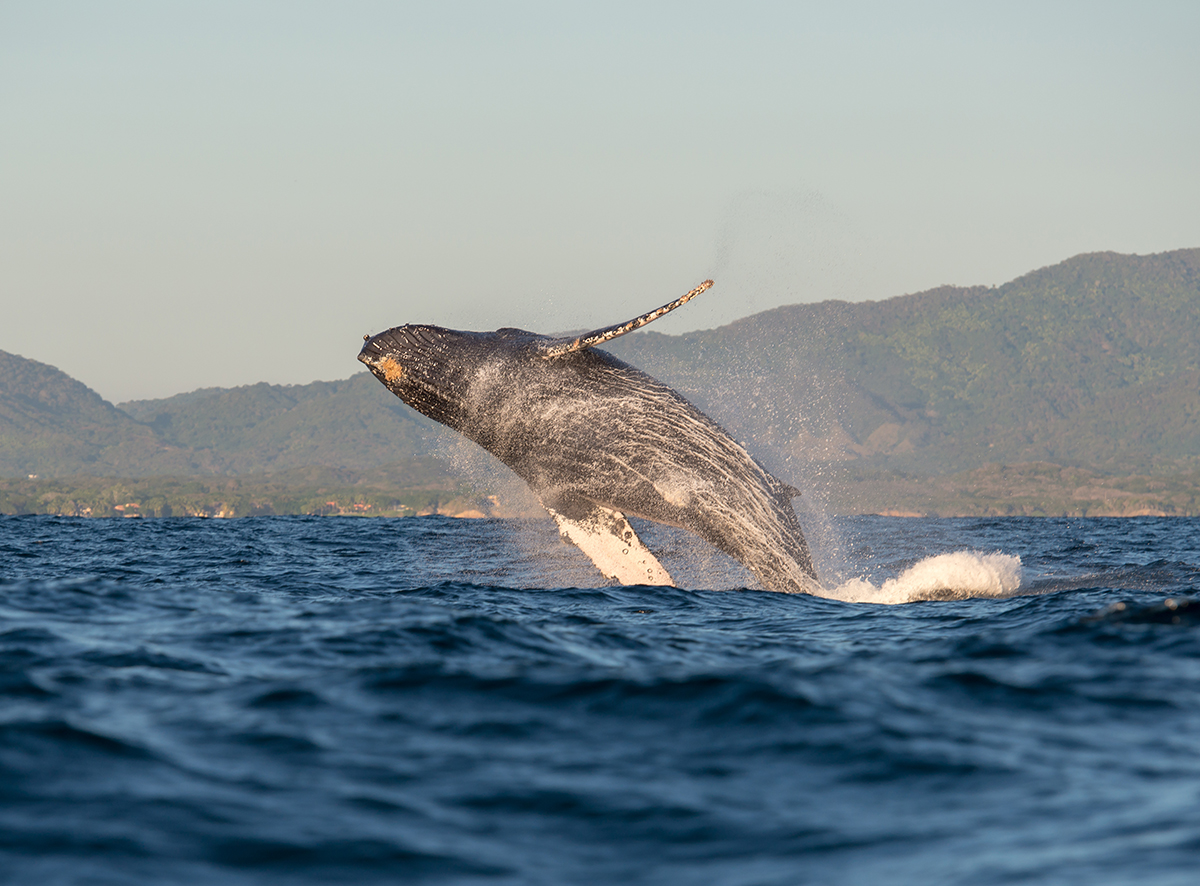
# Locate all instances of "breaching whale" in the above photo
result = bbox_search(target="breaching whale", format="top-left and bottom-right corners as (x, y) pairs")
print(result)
(358, 281), (820, 594)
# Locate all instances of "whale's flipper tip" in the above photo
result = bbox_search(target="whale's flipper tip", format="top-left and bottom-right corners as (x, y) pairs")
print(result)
(539, 280), (714, 359)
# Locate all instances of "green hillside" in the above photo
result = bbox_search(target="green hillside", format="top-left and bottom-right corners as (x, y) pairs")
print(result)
(118, 373), (453, 473)
(0, 350), (215, 478)
(608, 248), (1200, 476)
(0, 352), (452, 478)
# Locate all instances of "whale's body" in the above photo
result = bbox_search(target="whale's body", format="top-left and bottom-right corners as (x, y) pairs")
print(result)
(358, 282), (819, 594)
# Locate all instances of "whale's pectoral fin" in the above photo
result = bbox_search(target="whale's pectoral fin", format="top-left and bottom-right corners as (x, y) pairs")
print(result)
(543, 502), (674, 587)
(538, 280), (713, 358)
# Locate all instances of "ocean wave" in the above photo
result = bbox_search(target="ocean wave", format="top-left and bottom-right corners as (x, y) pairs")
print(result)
(821, 551), (1023, 604)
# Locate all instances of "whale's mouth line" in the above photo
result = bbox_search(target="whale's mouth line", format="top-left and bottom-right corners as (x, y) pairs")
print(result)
(358, 347), (405, 383)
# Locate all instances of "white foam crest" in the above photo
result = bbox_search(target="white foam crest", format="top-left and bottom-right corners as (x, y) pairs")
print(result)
(818, 551), (1023, 605)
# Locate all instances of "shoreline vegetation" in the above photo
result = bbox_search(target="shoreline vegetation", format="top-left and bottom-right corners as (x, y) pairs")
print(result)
(3, 461), (1199, 519)
(0, 463), (509, 520)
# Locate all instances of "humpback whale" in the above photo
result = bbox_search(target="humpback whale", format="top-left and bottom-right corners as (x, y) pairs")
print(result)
(358, 281), (820, 594)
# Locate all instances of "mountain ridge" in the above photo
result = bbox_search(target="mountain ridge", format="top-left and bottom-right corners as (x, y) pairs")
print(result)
(606, 248), (1200, 476)
(2, 248), (1198, 485)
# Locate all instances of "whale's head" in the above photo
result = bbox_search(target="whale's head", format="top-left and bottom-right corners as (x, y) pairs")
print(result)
(358, 324), (539, 430)
(358, 281), (713, 434)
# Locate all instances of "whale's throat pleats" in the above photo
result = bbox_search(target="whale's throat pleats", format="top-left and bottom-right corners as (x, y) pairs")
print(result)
(543, 502), (673, 587)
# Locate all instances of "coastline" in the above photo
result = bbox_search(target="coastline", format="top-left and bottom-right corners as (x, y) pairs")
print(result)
(4, 462), (1199, 519)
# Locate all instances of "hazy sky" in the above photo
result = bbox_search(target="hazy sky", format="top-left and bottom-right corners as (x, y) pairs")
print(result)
(3, 1), (1197, 402)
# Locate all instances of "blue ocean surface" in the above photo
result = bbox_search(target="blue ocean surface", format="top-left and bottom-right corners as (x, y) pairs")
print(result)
(1, 514), (1199, 885)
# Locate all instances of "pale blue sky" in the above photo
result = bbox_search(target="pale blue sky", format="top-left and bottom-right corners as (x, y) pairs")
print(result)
(3, 1), (1197, 401)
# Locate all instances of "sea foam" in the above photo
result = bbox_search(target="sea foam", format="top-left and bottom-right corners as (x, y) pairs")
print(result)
(821, 551), (1023, 604)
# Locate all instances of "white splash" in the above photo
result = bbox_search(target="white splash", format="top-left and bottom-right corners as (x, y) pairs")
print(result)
(818, 551), (1023, 605)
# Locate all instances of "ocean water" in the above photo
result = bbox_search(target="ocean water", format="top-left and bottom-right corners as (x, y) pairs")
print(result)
(1, 514), (1199, 885)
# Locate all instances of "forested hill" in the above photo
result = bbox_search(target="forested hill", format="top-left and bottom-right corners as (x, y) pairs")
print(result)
(608, 248), (1200, 475)
(2, 248), (1198, 480)
(0, 355), (447, 478)
(0, 350), (213, 478)
(118, 374), (450, 474)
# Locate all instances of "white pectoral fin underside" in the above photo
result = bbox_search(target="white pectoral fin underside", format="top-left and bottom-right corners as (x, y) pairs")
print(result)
(545, 503), (674, 587)
(537, 280), (713, 358)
